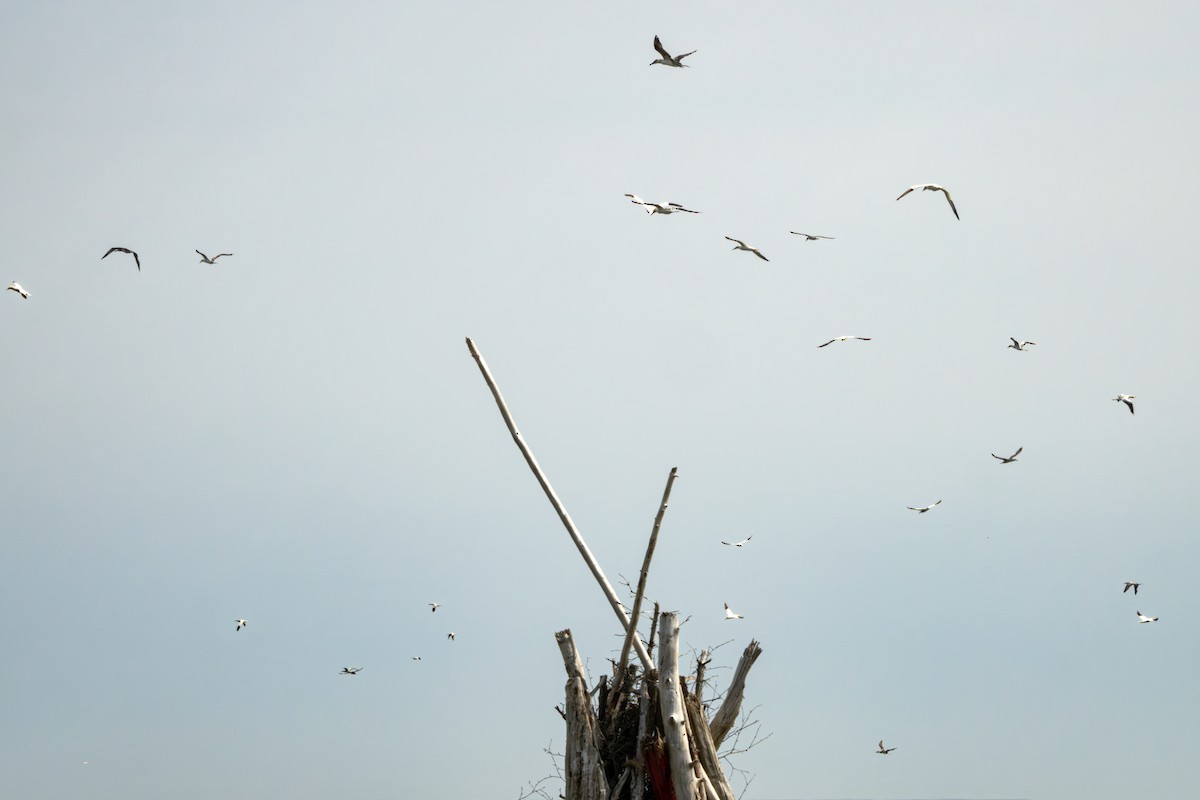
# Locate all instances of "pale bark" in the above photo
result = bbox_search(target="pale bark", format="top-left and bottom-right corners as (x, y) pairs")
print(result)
(708, 639), (763, 749)
(685, 695), (736, 800)
(657, 612), (701, 800)
(565, 675), (610, 800)
(618, 467), (678, 675)
(631, 670), (652, 800)
(467, 337), (652, 671)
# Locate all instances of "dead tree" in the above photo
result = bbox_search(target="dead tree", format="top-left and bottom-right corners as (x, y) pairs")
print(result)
(468, 338), (765, 800)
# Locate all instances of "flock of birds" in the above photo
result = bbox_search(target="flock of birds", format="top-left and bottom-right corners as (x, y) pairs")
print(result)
(231, 600), (455, 676)
(641, 33), (1158, 756)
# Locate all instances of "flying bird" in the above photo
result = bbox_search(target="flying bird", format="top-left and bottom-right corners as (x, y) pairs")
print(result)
(102, 246), (140, 271)
(339, 667), (363, 675)
(624, 194), (700, 214)
(790, 232), (835, 241)
(1008, 338), (1036, 351)
(876, 740), (897, 755)
(1136, 611), (1158, 624)
(907, 500), (943, 513)
(195, 250), (233, 264)
(411, 656), (422, 661)
(1113, 394), (1135, 415)
(895, 183), (959, 220)
(235, 619), (248, 631)
(650, 35), (696, 68)
(721, 536), (752, 547)
(1123, 581), (1141, 595)
(723, 602), (744, 620)
(6, 282), (29, 299)
(991, 447), (1023, 464)
(447, 632), (456, 641)
(725, 236), (768, 261)
(429, 602), (441, 612)
(818, 336), (871, 348)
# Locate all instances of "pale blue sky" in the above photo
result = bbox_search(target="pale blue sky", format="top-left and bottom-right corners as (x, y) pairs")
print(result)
(1, 2), (1198, 799)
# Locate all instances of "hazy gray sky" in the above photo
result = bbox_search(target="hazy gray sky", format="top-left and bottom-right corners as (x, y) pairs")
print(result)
(2, 2), (1198, 799)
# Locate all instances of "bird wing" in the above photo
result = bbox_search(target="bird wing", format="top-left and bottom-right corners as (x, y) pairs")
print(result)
(878, 740), (885, 750)
(991, 454), (1004, 461)
(855, 337), (871, 341)
(102, 247), (124, 259)
(724, 236), (745, 246)
(752, 249), (769, 261)
(1124, 400), (1135, 414)
(895, 187), (916, 201)
(1133, 584), (1139, 594)
(625, 193), (646, 205)
(1012, 447), (1023, 458)
(214, 253), (233, 260)
(907, 506), (920, 511)
(675, 49), (697, 61)
(1123, 583), (1132, 593)
(668, 203), (698, 213)
(940, 188), (960, 219)
(196, 250), (208, 259)
(720, 540), (733, 545)
(933, 499), (943, 506)
(653, 35), (672, 60)
(132, 252), (141, 270)
(818, 340), (837, 348)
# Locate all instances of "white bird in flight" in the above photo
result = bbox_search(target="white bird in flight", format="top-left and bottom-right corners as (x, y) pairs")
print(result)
(721, 536), (752, 547)
(876, 740), (897, 755)
(907, 500), (943, 513)
(991, 447), (1023, 464)
(411, 656), (422, 661)
(895, 183), (959, 220)
(102, 246), (140, 271)
(6, 282), (29, 299)
(725, 237), (768, 261)
(235, 619), (248, 631)
(195, 250), (233, 264)
(1113, 394), (1135, 415)
(1123, 581), (1141, 595)
(624, 194), (699, 214)
(1136, 611), (1158, 624)
(818, 336), (871, 348)
(447, 632), (456, 641)
(650, 35), (696, 68)
(1008, 338), (1036, 351)
(429, 602), (441, 612)
(790, 232), (835, 241)
(340, 667), (363, 675)
(723, 603), (744, 620)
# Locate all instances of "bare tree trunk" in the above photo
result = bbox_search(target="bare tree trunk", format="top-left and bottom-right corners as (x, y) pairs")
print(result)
(694, 650), (710, 707)
(467, 337), (652, 671)
(657, 612), (701, 800)
(557, 630), (609, 800)
(708, 640), (763, 749)
(618, 467), (678, 675)
(685, 696), (736, 800)
(631, 671), (652, 800)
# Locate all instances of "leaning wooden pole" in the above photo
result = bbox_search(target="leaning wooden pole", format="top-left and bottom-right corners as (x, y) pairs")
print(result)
(618, 466), (678, 675)
(466, 337), (652, 670)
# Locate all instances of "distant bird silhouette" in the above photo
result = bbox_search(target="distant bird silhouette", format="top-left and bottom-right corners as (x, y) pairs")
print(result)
(429, 602), (441, 612)
(896, 183), (959, 219)
(447, 632), (456, 641)
(1136, 611), (1158, 624)
(790, 232), (835, 241)
(721, 536), (752, 547)
(725, 237), (768, 261)
(723, 602), (744, 620)
(340, 667), (363, 675)
(876, 740), (897, 755)
(1123, 581), (1141, 595)
(235, 619), (248, 631)
(818, 336), (871, 348)
(992, 447), (1023, 464)
(1008, 338), (1036, 351)
(624, 194), (699, 215)
(1113, 394), (1135, 415)
(102, 246), (140, 271)
(6, 282), (29, 299)
(650, 35), (696, 68)
(907, 500), (943, 513)
(195, 250), (233, 264)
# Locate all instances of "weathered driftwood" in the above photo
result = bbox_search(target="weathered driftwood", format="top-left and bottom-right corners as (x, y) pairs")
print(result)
(657, 612), (701, 800)
(694, 649), (710, 706)
(708, 639), (763, 748)
(631, 667), (652, 800)
(618, 467), (678, 675)
(558, 630), (609, 800)
(467, 337), (652, 671)
(685, 695), (736, 800)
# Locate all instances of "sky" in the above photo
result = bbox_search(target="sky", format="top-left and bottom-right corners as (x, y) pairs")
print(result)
(1, 2), (1198, 799)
